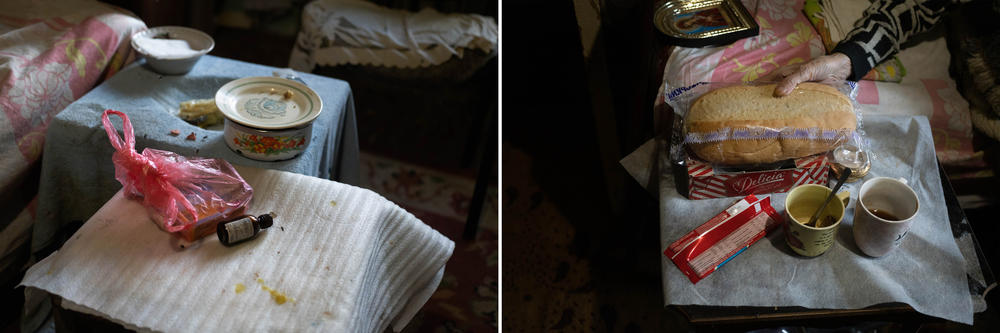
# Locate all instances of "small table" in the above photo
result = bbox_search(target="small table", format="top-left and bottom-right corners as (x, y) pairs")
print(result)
(32, 55), (360, 256)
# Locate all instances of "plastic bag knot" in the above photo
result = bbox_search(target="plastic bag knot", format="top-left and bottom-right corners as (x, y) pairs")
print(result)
(102, 110), (198, 232)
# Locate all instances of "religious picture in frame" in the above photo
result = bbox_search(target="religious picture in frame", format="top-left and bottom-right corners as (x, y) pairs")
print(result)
(654, 0), (759, 47)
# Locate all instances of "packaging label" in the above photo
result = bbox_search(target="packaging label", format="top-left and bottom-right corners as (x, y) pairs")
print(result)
(225, 218), (255, 241)
(685, 128), (852, 144)
(664, 195), (783, 283)
(686, 154), (829, 199)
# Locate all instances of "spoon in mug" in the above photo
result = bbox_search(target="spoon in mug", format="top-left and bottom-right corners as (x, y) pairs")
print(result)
(808, 167), (852, 228)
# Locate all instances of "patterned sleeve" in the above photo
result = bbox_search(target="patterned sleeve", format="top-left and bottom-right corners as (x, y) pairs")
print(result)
(831, 0), (960, 81)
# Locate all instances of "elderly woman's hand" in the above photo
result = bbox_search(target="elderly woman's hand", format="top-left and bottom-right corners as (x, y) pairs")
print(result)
(760, 53), (852, 97)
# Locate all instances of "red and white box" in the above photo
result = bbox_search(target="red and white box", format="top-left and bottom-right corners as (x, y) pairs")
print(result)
(684, 154), (830, 200)
(664, 195), (783, 284)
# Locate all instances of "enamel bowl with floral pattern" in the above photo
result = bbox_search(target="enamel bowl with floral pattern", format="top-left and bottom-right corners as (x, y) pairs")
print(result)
(215, 77), (323, 161)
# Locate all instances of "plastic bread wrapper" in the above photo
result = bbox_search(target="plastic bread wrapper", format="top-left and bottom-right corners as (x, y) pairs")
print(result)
(663, 80), (873, 169)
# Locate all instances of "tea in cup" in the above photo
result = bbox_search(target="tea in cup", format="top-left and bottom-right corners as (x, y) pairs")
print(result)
(784, 184), (851, 257)
(853, 177), (920, 257)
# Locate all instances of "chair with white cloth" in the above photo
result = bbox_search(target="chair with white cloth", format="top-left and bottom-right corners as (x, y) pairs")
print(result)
(289, 0), (498, 238)
(290, 0), (496, 167)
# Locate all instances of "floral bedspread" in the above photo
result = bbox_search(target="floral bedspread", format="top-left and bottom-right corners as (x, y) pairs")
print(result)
(0, 0), (145, 268)
(661, 0), (977, 166)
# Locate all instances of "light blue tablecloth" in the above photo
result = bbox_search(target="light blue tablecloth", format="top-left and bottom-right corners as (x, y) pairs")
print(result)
(32, 55), (360, 254)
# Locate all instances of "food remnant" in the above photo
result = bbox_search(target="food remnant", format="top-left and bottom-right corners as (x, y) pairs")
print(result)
(186, 132), (197, 141)
(330, 200), (337, 207)
(283, 90), (294, 99)
(235, 283), (246, 294)
(256, 278), (294, 305)
(169, 129), (180, 136)
(266, 288), (288, 304)
(178, 99), (224, 128)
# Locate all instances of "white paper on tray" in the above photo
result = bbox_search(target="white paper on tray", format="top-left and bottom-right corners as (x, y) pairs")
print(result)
(621, 115), (974, 324)
(20, 165), (454, 333)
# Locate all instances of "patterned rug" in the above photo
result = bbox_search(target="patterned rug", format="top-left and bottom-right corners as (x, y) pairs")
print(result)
(500, 146), (688, 332)
(358, 152), (498, 333)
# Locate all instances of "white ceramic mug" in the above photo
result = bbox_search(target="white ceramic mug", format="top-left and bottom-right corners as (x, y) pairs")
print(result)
(853, 177), (920, 257)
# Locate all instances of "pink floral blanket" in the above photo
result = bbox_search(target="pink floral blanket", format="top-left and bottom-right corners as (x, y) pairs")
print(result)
(0, 1), (145, 263)
(661, 0), (976, 167)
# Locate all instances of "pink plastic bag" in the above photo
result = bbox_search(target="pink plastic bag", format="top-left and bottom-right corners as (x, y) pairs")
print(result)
(102, 109), (253, 241)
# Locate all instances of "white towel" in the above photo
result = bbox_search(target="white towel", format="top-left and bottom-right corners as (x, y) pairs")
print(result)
(20, 165), (454, 333)
(289, 0), (497, 70)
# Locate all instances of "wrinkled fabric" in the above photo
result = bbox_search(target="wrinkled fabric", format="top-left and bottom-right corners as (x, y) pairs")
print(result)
(290, 0), (497, 71)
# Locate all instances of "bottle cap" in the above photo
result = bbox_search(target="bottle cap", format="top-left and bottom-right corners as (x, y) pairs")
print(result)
(258, 213), (274, 229)
(830, 145), (870, 183)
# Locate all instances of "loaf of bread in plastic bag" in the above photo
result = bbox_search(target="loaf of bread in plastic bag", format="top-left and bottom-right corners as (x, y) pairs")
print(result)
(684, 83), (856, 165)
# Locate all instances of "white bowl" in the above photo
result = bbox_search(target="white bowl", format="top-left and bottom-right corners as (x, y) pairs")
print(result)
(216, 77), (324, 161)
(131, 26), (214, 75)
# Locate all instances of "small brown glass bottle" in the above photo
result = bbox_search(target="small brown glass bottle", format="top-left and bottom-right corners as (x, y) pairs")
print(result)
(217, 212), (275, 246)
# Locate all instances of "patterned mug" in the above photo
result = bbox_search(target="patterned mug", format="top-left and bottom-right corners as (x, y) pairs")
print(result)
(784, 184), (850, 257)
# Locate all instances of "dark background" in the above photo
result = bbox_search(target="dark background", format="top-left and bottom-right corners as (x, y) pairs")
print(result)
(503, 0), (664, 288)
